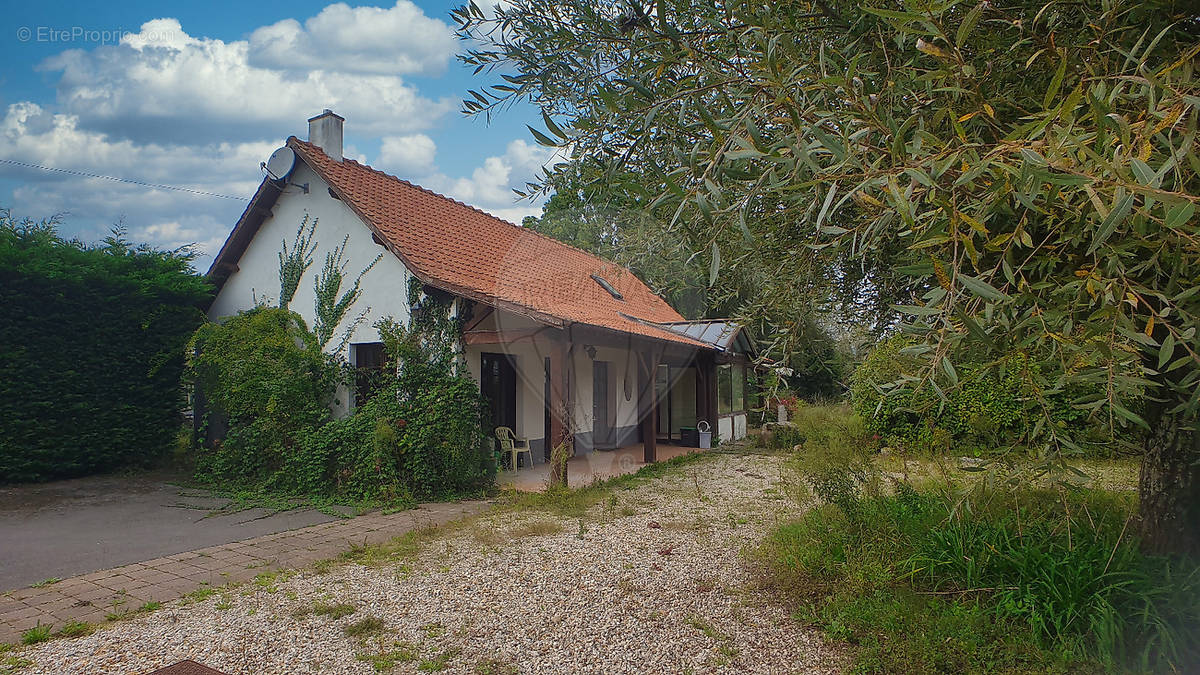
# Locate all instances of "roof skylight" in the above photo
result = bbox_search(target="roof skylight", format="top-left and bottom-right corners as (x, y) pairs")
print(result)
(591, 274), (624, 301)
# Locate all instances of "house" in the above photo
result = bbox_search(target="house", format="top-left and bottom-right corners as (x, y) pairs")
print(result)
(207, 110), (755, 465)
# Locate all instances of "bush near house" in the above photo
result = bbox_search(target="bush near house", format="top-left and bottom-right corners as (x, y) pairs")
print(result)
(759, 404), (1200, 674)
(187, 307), (341, 487)
(0, 212), (211, 483)
(188, 296), (492, 504)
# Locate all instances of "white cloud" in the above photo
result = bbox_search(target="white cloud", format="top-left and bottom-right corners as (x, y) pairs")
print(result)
(133, 219), (229, 257)
(41, 18), (455, 145)
(377, 134), (437, 175)
(0, 102), (269, 268)
(248, 1), (456, 76)
(426, 138), (555, 211)
(409, 138), (559, 223)
(4, 4), (556, 268)
(485, 204), (545, 224)
(0, 101), (553, 269)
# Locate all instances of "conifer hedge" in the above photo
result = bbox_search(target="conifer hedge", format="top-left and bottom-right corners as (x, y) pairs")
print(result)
(0, 212), (212, 482)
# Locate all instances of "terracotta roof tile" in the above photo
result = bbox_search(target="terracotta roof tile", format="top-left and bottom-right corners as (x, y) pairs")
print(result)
(287, 138), (706, 349)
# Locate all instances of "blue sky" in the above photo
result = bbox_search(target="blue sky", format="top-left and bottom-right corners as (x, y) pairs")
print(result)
(0, 1), (548, 269)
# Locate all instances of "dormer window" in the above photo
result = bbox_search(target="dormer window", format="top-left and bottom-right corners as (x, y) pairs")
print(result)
(591, 274), (624, 300)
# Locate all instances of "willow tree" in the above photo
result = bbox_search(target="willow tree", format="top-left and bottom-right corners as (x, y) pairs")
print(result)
(455, 1), (1200, 554)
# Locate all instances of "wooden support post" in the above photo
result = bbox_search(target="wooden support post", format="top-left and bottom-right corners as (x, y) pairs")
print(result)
(547, 333), (570, 488)
(638, 349), (660, 464)
(698, 352), (718, 432)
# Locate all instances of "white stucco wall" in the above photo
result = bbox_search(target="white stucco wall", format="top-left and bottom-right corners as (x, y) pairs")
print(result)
(210, 163), (413, 348)
(209, 162), (414, 415)
(717, 413), (747, 443)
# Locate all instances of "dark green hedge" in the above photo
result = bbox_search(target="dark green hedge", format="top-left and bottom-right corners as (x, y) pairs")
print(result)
(0, 214), (212, 482)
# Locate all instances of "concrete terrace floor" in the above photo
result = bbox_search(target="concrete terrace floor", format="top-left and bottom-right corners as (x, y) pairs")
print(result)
(498, 443), (703, 491)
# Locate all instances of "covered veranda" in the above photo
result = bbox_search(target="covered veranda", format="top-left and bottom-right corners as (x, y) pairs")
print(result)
(462, 302), (754, 490)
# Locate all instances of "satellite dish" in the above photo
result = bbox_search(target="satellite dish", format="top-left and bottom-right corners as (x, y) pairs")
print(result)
(264, 146), (296, 181)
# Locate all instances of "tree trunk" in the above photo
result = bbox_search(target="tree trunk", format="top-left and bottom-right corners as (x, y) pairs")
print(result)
(1138, 403), (1200, 556)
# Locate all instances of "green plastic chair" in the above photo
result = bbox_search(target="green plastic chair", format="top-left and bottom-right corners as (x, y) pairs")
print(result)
(495, 426), (532, 470)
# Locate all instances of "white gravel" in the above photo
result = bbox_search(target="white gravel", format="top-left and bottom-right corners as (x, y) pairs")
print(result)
(10, 452), (842, 674)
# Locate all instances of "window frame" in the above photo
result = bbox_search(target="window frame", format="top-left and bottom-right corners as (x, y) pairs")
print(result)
(718, 364), (733, 415)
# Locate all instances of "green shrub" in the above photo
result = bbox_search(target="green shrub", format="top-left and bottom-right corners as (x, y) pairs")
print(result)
(188, 307), (341, 488)
(188, 282), (492, 503)
(783, 404), (879, 517)
(366, 291), (492, 499)
(768, 403), (872, 450)
(850, 336), (1112, 457)
(760, 485), (1200, 673)
(0, 213), (211, 483)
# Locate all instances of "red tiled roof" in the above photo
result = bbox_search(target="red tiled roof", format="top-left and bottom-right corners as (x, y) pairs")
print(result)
(284, 138), (707, 349)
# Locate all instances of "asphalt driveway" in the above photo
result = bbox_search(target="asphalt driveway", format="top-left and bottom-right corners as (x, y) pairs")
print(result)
(0, 472), (345, 591)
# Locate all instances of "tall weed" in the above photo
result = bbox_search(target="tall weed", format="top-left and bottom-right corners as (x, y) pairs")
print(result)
(778, 403), (881, 517)
(761, 482), (1200, 673)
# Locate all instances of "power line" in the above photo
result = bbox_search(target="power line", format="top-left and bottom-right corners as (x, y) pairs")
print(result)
(0, 157), (251, 201)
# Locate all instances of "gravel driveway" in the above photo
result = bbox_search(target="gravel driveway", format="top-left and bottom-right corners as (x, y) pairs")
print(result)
(9, 451), (842, 674)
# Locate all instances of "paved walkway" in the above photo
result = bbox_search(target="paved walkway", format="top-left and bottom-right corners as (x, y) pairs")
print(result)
(0, 473), (356, 591)
(0, 500), (486, 644)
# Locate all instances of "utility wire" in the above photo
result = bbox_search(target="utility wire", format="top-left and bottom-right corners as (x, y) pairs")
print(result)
(0, 157), (250, 201)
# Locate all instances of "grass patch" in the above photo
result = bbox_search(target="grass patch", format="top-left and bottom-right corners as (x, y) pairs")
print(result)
(357, 641), (419, 671)
(2, 655), (33, 672)
(344, 617), (386, 637)
(19, 625), (51, 646)
(180, 587), (217, 604)
(53, 621), (93, 638)
(685, 615), (740, 660)
(685, 615), (722, 640)
(253, 570), (292, 593)
(340, 523), (445, 568)
(418, 648), (461, 672)
(28, 578), (60, 589)
(759, 401), (1192, 673)
(759, 485), (1200, 673)
(496, 449), (719, 518)
(311, 602), (356, 619)
(506, 519), (565, 540)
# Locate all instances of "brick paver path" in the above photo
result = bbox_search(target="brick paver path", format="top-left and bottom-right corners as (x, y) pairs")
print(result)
(0, 500), (486, 644)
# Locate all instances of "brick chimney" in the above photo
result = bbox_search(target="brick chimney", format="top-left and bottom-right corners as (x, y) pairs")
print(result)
(308, 109), (344, 161)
